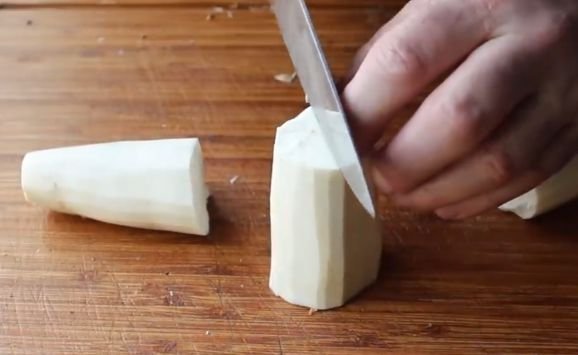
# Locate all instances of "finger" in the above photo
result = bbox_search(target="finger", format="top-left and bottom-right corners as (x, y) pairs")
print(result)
(373, 35), (542, 194)
(434, 172), (546, 220)
(344, 1), (413, 83)
(390, 94), (563, 211)
(343, 0), (491, 153)
(436, 126), (578, 220)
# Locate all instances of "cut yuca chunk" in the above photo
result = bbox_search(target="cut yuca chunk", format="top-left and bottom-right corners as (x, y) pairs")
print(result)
(269, 107), (383, 311)
(21, 138), (210, 236)
(500, 156), (578, 219)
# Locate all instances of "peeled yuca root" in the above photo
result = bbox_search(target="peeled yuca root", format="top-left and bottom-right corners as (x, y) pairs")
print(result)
(499, 156), (578, 219)
(21, 138), (210, 235)
(269, 107), (382, 311)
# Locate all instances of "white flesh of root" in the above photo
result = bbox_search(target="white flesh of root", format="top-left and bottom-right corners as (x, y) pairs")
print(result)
(500, 156), (578, 219)
(21, 138), (210, 236)
(269, 107), (383, 311)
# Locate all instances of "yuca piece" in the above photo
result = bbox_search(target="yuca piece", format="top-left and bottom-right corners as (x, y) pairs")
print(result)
(21, 138), (210, 236)
(500, 156), (578, 219)
(269, 107), (382, 311)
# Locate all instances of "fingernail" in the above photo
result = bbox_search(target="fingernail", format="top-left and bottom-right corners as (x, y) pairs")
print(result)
(435, 208), (461, 220)
(372, 165), (393, 194)
(390, 193), (411, 207)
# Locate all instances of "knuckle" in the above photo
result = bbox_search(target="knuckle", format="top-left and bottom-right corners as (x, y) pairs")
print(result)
(477, 0), (500, 12)
(440, 96), (483, 143)
(475, 0), (502, 21)
(532, 11), (577, 48)
(388, 179), (413, 195)
(483, 148), (517, 185)
(373, 39), (427, 79)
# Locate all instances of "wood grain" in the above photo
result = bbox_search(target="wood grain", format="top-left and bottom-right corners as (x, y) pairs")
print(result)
(2, 0), (390, 7)
(1, 1), (578, 354)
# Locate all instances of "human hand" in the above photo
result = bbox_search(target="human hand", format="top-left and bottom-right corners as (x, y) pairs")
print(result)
(343, 0), (578, 220)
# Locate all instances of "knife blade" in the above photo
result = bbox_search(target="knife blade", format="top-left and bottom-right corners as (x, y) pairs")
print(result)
(270, 0), (376, 218)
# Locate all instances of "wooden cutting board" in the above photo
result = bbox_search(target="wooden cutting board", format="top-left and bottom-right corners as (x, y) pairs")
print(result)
(1, 1), (578, 354)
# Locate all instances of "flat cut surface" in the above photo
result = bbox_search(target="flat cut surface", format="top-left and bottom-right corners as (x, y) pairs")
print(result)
(1, 1), (578, 354)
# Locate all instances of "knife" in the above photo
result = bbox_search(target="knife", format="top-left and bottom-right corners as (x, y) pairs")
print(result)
(270, 0), (376, 218)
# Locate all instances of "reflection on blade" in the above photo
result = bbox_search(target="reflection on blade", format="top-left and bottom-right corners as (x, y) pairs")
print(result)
(312, 108), (375, 218)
